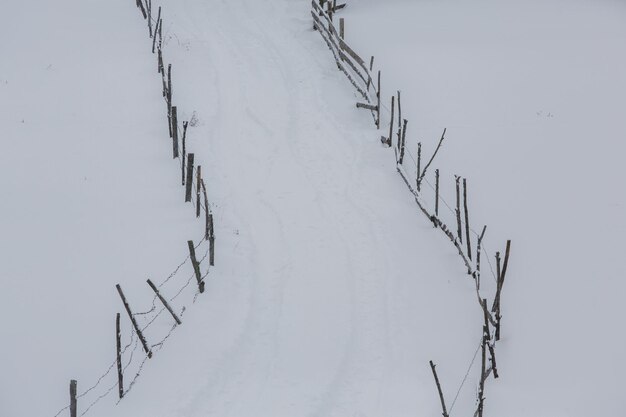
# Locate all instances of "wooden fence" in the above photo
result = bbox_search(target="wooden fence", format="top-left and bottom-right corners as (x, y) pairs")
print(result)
(312, 1), (513, 416)
(54, 1), (218, 416)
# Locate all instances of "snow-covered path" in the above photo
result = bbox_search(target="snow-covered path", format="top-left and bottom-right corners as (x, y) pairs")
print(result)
(95, 1), (484, 416)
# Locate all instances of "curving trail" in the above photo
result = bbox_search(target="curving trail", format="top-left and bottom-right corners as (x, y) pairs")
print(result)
(98, 1), (482, 417)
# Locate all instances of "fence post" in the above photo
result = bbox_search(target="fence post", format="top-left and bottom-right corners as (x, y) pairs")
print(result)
(196, 166), (202, 218)
(208, 213), (215, 266)
(396, 90), (402, 145)
(416, 143), (422, 191)
(339, 18), (344, 39)
(147, 0), (152, 37)
(147, 279), (182, 325)
(475, 225), (487, 287)
(185, 153), (194, 202)
(435, 169), (440, 216)
(429, 361), (449, 417)
(181, 121), (188, 185)
(116, 313), (123, 399)
(201, 179), (210, 240)
(172, 106), (179, 159)
(152, 7), (161, 53)
(463, 178), (472, 260)
(455, 175), (463, 244)
(187, 240), (205, 293)
(398, 119), (407, 164)
(69, 380), (77, 417)
(116, 284), (152, 358)
(376, 70), (381, 129)
(167, 64), (172, 137)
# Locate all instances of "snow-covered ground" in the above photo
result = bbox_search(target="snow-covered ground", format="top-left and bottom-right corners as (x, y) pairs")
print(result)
(2, 0), (624, 417)
(343, 0), (626, 415)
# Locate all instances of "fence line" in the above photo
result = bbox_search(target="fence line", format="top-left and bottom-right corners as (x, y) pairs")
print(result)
(311, 2), (512, 415)
(52, 0), (220, 414)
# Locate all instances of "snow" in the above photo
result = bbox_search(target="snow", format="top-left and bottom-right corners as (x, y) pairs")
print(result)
(344, 0), (626, 415)
(1, 0), (624, 416)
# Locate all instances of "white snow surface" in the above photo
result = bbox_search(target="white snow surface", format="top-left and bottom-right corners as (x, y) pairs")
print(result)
(1, 0), (624, 417)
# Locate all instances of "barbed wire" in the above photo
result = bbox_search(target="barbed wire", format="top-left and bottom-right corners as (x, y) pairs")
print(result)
(449, 338), (482, 415)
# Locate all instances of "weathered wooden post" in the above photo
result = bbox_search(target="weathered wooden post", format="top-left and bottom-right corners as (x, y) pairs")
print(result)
(455, 176), (462, 243)
(201, 179), (210, 239)
(147, 279), (182, 325)
(208, 213), (215, 266)
(475, 225), (487, 287)
(167, 64), (173, 137)
(376, 70), (381, 129)
(182, 121), (188, 186)
(116, 313), (123, 399)
(396, 90), (402, 145)
(147, 0), (152, 37)
(386, 95), (394, 146)
(135, 0), (147, 19)
(492, 240), (511, 340)
(339, 18), (344, 39)
(478, 325), (487, 417)
(416, 142), (422, 191)
(69, 380), (77, 417)
(188, 240), (205, 293)
(398, 119), (407, 164)
(152, 7), (161, 53)
(185, 153), (194, 202)
(171, 106), (179, 159)
(429, 361), (449, 417)
(366, 56), (374, 90)
(435, 169), (440, 216)
(463, 178), (472, 260)
(196, 166), (202, 218)
(116, 284), (152, 358)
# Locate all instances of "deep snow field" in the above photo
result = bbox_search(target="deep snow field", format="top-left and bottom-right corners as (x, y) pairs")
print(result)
(1, 0), (625, 417)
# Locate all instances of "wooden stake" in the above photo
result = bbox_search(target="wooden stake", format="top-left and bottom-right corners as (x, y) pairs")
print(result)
(158, 46), (163, 74)
(478, 327), (487, 417)
(167, 64), (172, 138)
(201, 179), (210, 239)
(196, 166), (202, 218)
(387, 95), (394, 146)
(429, 361), (449, 417)
(208, 213), (215, 266)
(396, 90), (402, 146)
(455, 176), (462, 244)
(399, 119), (407, 164)
(188, 240), (205, 293)
(418, 128), (446, 187)
(185, 153), (194, 202)
(182, 121), (188, 186)
(463, 178), (472, 260)
(492, 240), (511, 340)
(435, 169), (440, 216)
(158, 15), (162, 46)
(476, 225), (487, 287)
(366, 56), (374, 90)
(172, 106), (179, 159)
(70, 380), (77, 417)
(376, 71), (381, 129)
(416, 142), (422, 191)
(152, 7), (161, 53)
(116, 284), (152, 358)
(116, 313), (123, 399)
(147, 0), (152, 37)
(339, 17), (344, 39)
(147, 279), (182, 325)
(135, 0), (147, 19)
